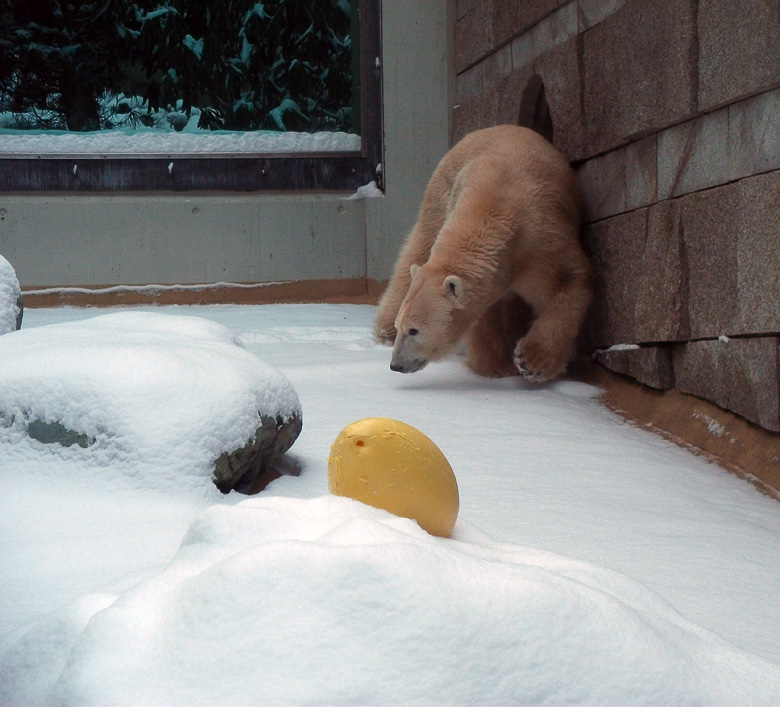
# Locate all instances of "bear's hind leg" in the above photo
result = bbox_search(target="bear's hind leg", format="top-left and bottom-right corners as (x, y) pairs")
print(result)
(465, 295), (533, 378)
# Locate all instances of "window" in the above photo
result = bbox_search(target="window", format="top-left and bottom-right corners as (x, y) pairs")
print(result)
(0, 0), (382, 191)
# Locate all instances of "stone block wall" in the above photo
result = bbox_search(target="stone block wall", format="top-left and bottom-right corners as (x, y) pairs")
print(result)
(453, 0), (780, 432)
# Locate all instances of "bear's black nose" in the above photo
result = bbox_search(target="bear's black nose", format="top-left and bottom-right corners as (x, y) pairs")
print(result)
(390, 363), (405, 373)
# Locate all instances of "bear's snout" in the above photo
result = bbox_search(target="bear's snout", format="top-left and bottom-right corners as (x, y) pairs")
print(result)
(389, 343), (427, 374)
(390, 359), (425, 374)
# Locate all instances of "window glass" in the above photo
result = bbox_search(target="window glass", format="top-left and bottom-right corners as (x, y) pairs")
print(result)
(0, 0), (382, 190)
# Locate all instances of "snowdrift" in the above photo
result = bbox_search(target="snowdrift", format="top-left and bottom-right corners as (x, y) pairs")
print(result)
(3, 495), (780, 705)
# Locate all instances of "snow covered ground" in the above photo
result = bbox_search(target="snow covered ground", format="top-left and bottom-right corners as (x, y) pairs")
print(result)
(2, 303), (780, 705)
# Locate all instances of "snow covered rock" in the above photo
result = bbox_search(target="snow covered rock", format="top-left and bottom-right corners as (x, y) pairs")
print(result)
(0, 254), (23, 334)
(0, 311), (301, 495)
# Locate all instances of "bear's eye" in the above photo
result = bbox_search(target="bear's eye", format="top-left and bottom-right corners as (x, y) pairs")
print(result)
(407, 328), (419, 337)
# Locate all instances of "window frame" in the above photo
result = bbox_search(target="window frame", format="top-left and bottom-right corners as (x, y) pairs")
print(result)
(0, 0), (383, 193)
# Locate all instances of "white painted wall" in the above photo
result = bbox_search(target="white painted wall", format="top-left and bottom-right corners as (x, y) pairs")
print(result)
(366, 0), (454, 283)
(0, 1), (453, 290)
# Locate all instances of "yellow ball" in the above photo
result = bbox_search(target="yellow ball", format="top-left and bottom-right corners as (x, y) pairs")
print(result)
(327, 417), (459, 537)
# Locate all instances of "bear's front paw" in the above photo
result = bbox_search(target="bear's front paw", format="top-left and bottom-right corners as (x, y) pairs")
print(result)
(513, 339), (566, 383)
(373, 322), (397, 345)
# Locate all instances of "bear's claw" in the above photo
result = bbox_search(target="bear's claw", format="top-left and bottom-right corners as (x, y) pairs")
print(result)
(514, 358), (550, 383)
(513, 338), (565, 383)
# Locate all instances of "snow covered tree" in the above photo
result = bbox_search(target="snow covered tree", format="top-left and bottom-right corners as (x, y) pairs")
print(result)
(0, 0), (356, 133)
(0, 0), (132, 131)
(128, 0), (355, 132)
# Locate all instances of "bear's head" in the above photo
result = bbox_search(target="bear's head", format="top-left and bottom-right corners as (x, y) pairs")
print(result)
(390, 263), (472, 374)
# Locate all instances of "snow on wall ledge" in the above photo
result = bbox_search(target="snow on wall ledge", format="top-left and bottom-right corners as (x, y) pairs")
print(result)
(0, 129), (361, 156)
(3, 494), (780, 706)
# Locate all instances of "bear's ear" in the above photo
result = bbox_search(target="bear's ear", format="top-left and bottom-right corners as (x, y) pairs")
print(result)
(443, 275), (466, 308)
(410, 263), (421, 280)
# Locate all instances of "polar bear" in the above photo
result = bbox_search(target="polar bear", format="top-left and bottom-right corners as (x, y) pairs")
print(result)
(374, 125), (592, 382)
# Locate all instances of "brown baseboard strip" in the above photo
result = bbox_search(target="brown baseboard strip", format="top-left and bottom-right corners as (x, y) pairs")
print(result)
(581, 363), (780, 501)
(22, 278), (383, 308)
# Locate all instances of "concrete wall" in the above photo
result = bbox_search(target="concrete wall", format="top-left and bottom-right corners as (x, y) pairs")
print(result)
(453, 0), (780, 432)
(0, 0), (453, 292)
(366, 1), (455, 284)
(1, 195), (367, 286)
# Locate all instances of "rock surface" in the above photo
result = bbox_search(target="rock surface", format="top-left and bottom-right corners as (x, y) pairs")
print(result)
(594, 336), (780, 433)
(213, 411), (303, 494)
(25, 420), (93, 448)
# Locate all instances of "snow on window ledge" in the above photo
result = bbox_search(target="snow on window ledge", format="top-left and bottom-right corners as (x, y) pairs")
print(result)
(0, 129), (362, 158)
